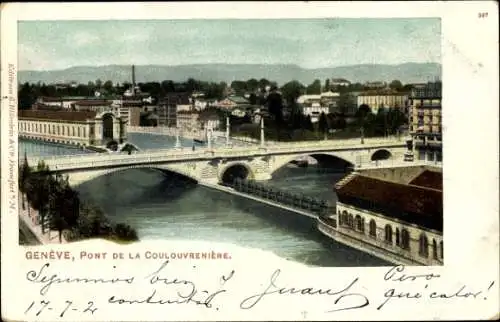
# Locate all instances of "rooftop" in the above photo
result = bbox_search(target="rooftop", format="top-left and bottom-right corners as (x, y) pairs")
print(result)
(320, 91), (340, 97)
(227, 96), (250, 104)
(331, 78), (351, 83)
(409, 170), (443, 191)
(74, 100), (113, 106)
(19, 110), (97, 122)
(359, 90), (408, 96)
(159, 93), (191, 105)
(336, 173), (443, 231)
(39, 96), (94, 102)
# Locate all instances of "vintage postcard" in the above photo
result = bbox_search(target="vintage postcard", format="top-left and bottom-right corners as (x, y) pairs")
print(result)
(1, 1), (498, 321)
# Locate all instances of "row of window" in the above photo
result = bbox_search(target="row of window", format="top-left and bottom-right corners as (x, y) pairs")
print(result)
(338, 211), (443, 260)
(19, 122), (90, 138)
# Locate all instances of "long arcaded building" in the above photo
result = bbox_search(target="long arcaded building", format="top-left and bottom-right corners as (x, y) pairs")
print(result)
(18, 110), (127, 147)
(319, 165), (443, 266)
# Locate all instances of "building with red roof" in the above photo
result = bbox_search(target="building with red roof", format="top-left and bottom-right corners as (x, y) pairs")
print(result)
(318, 166), (443, 266)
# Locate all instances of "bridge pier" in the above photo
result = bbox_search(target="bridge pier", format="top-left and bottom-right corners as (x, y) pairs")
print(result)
(253, 172), (272, 181)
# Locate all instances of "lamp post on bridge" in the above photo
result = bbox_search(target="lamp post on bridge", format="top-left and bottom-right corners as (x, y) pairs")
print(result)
(225, 116), (231, 147)
(175, 126), (182, 149)
(207, 129), (213, 150)
(260, 116), (265, 148)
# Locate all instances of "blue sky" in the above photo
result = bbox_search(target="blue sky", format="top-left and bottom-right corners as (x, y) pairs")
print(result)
(18, 18), (441, 71)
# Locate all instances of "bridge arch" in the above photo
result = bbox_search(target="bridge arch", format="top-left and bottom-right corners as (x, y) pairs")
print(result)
(269, 152), (355, 175)
(370, 149), (392, 161)
(102, 113), (115, 142)
(61, 164), (200, 187)
(219, 162), (255, 185)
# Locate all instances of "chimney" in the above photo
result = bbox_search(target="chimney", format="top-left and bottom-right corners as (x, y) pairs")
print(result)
(131, 65), (136, 96)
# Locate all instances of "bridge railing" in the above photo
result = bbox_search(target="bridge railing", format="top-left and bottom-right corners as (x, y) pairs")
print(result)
(229, 178), (332, 216)
(354, 159), (443, 170)
(25, 137), (407, 171)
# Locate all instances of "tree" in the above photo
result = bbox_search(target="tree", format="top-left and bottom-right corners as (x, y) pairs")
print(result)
(337, 93), (352, 115)
(318, 112), (329, 139)
(106, 140), (119, 151)
(246, 78), (259, 92)
(103, 80), (114, 94)
(186, 78), (200, 92)
(356, 104), (371, 119)
(324, 79), (331, 92)
(230, 80), (247, 94)
(402, 84), (414, 92)
(48, 174), (67, 243)
(27, 161), (51, 233)
(18, 83), (36, 109)
(95, 79), (103, 89)
(306, 79), (322, 95)
(19, 152), (31, 211)
(355, 104), (372, 142)
(205, 83), (225, 100)
(281, 80), (305, 107)
(266, 91), (284, 127)
(389, 80), (403, 91)
(258, 78), (271, 91)
(161, 80), (175, 93)
(290, 109), (305, 130)
(113, 223), (139, 242)
(301, 115), (314, 132)
(248, 93), (258, 105)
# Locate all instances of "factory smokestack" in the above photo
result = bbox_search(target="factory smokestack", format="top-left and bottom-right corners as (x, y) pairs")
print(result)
(131, 65), (136, 96)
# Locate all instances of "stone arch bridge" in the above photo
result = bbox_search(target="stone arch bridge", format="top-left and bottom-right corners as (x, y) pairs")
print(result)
(26, 138), (407, 187)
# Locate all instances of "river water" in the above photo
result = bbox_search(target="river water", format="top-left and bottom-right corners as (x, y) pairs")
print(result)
(19, 133), (388, 267)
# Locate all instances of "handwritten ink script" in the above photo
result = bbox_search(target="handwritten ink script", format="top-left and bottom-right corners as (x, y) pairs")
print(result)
(23, 261), (497, 319)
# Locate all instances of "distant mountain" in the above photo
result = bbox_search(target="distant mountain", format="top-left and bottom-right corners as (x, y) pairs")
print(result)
(18, 63), (441, 86)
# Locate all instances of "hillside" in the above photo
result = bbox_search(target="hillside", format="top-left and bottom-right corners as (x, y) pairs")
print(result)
(19, 62), (441, 85)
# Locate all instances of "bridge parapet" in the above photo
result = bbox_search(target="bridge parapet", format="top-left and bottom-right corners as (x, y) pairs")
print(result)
(26, 137), (407, 173)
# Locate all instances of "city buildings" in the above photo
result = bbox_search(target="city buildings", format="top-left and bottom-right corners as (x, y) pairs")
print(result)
(216, 96), (250, 110)
(364, 81), (388, 89)
(115, 97), (143, 127)
(325, 165), (443, 266)
(19, 110), (127, 147)
(297, 92), (341, 122)
(356, 91), (409, 114)
(157, 93), (191, 127)
(176, 110), (201, 132)
(199, 109), (221, 135)
(73, 99), (113, 112)
(35, 96), (112, 110)
(330, 78), (351, 87)
(408, 81), (442, 161)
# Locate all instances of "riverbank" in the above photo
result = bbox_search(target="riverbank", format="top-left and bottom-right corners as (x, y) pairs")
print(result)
(199, 182), (318, 219)
(19, 217), (41, 245)
(200, 181), (404, 265)
(18, 195), (68, 245)
(317, 217), (407, 266)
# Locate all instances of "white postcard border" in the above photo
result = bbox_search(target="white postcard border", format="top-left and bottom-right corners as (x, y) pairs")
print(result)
(1, 2), (499, 321)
